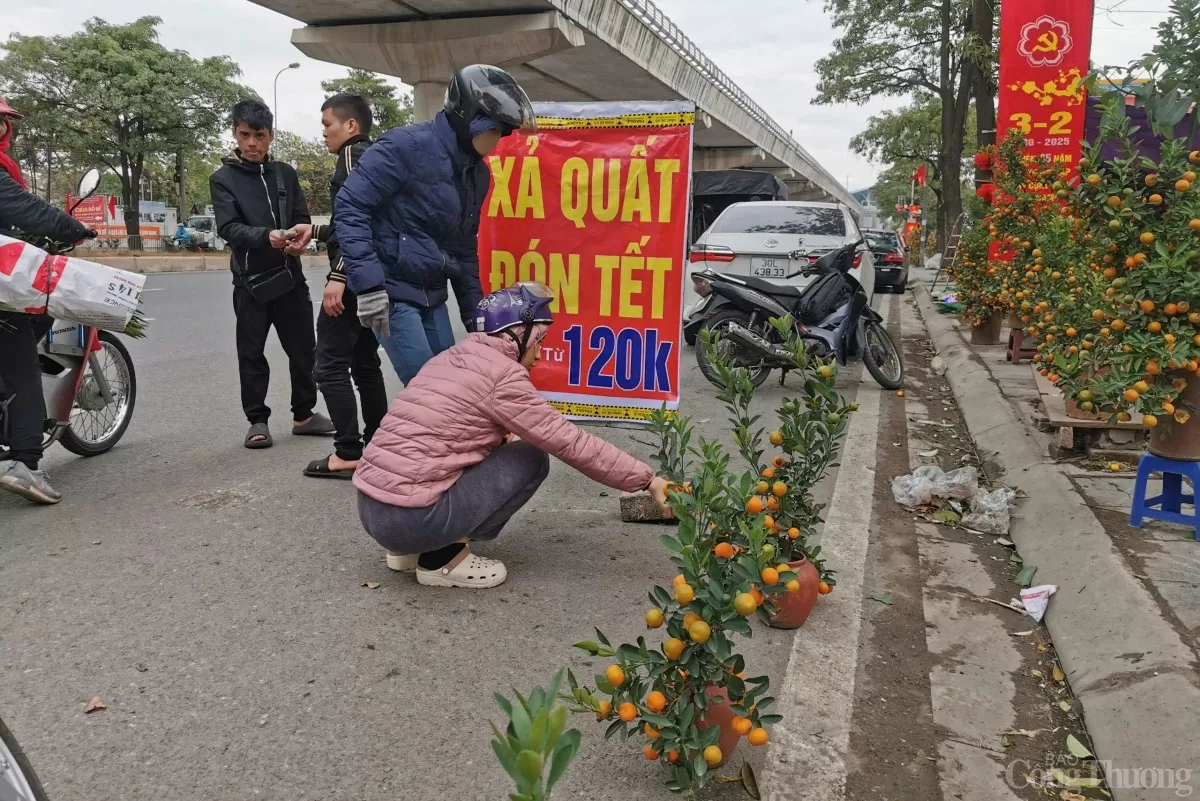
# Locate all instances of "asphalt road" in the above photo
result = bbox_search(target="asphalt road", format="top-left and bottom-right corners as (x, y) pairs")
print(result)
(0, 268), (847, 801)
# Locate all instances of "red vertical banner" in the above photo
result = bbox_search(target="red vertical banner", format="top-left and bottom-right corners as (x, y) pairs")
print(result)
(997, 0), (1095, 188)
(478, 102), (694, 423)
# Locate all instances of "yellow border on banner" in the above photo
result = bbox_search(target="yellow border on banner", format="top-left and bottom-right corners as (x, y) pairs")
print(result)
(548, 401), (678, 421)
(534, 112), (696, 130)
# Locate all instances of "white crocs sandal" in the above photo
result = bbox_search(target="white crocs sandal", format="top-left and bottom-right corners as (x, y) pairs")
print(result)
(385, 551), (418, 572)
(416, 549), (507, 589)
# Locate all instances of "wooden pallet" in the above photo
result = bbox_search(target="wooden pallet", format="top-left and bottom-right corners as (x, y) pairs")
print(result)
(1032, 368), (1147, 429)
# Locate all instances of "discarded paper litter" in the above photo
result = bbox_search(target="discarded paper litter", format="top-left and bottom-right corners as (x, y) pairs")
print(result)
(1018, 584), (1057, 623)
(892, 465), (1017, 535)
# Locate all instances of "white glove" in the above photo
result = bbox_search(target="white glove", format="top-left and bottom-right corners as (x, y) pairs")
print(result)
(357, 289), (391, 339)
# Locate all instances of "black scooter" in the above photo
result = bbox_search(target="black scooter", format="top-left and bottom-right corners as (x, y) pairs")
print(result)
(686, 240), (904, 390)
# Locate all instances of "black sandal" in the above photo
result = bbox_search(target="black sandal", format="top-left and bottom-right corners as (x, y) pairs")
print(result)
(303, 454), (356, 480)
(245, 423), (273, 449)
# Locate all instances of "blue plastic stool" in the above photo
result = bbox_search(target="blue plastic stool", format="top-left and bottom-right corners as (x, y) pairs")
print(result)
(1130, 453), (1200, 539)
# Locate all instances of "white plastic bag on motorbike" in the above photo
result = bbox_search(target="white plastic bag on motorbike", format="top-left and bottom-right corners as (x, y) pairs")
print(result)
(0, 234), (144, 332)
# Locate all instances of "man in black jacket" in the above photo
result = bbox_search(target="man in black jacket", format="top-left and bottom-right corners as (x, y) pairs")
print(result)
(210, 99), (334, 449)
(0, 115), (92, 503)
(296, 94), (387, 479)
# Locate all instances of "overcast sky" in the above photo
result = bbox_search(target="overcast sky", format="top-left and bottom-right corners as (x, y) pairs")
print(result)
(1, 0), (1171, 192)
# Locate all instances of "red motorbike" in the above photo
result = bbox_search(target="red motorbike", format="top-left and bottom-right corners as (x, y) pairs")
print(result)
(0, 167), (137, 462)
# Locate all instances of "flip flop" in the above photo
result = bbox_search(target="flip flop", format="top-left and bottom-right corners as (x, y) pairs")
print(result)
(303, 454), (356, 480)
(245, 423), (273, 449)
(292, 413), (336, 436)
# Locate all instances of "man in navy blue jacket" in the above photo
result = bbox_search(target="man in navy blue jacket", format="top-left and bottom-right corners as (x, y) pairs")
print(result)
(335, 65), (535, 384)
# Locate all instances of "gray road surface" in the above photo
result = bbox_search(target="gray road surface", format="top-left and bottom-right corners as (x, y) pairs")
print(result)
(0, 275), (1095, 801)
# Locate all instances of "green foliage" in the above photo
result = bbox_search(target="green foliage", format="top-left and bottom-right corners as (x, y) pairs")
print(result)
(492, 670), (582, 801)
(320, 69), (414, 133)
(561, 324), (854, 796)
(273, 131), (336, 215)
(0, 17), (247, 245)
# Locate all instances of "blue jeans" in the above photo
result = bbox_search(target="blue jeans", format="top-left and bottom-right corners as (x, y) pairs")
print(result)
(379, 301), (455, 384)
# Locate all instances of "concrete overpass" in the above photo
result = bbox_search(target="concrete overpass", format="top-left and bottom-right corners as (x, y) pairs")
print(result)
(249, 0), (857, 210)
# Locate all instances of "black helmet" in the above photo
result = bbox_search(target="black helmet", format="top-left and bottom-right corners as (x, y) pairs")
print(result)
(444, 64), (536, 141)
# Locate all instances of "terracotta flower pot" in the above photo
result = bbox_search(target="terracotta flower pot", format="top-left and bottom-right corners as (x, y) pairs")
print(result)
(970, 310), (1004, 345)
(695, 684), (741, 767)
(1150, 371), (1200, 460)
(767, 557), (821, 630)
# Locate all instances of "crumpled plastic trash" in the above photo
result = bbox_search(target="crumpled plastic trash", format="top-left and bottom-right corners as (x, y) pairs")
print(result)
(962, 486), (1018, 535)
(892, 465), (1016, 534)
(891, 465), (979, 506)
(1017, 584), (1057, 623)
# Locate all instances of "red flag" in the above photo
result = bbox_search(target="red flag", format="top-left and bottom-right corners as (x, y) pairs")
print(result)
(107, 194), (117, 221)
(912, 163), (928, 186)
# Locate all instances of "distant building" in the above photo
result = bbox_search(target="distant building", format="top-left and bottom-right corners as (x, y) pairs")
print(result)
(851, 186), (883, 229)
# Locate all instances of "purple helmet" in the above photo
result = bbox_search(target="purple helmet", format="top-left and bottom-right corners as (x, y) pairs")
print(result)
(475, 282), (554, 334)
(475, 282), (555, 360)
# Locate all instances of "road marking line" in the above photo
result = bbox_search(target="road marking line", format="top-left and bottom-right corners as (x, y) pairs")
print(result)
(759, 302), (889, 801)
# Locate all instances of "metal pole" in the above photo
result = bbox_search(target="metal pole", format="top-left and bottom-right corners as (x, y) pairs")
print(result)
(273, 63), (300, 127)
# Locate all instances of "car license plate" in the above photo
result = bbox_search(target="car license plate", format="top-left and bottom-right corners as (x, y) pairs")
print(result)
(751, 257), (787, 278)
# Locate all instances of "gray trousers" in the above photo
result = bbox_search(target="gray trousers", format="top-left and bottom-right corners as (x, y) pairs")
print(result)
(357, 440), (550, 554)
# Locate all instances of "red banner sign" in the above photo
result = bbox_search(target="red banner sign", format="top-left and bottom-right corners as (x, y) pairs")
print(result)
(66, 194), (108, 225)
(478, 102), (694, 422)
(997, 0), (1095, 187)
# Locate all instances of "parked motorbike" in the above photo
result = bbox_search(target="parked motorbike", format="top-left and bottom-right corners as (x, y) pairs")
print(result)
(686, 239), (905, 390)
(0, 168), (138, 462)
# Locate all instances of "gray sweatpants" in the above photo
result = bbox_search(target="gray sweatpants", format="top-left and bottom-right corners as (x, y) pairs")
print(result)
(357, 440), (551, 554)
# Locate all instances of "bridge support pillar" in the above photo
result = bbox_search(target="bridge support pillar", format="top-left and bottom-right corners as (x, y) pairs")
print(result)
(292, 12), (585, 121)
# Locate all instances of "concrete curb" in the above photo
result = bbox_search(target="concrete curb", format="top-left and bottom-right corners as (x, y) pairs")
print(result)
(79, 255), (324, 275)
(911, 283), (1200, 799)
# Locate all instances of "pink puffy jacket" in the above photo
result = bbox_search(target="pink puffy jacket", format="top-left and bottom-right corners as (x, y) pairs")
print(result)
(354, 333), (656, 508)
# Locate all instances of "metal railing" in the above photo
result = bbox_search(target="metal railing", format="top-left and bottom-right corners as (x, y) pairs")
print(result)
(602, 0), (849, 200)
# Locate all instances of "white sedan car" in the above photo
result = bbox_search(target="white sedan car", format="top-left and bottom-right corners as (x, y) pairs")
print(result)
(683, 201), (874, 340)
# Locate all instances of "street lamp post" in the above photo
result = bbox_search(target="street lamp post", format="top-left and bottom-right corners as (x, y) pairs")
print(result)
(273, 62), (301, 126)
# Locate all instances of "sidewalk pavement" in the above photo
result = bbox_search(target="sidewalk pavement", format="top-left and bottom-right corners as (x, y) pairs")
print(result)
(911, 277), (1200, 800)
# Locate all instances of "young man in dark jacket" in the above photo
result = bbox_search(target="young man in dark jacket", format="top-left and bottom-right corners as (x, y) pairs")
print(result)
(336, 65), (536, 385)
(210, 99), (334, 449)
(0, 98), (93, 504)
(299, 94), (387, 480)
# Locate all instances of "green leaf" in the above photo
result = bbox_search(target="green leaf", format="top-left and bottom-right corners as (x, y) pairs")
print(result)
(546, 732), (580, 791)
(547, 706), (568, 754)
(511, 697), (533, 744)
(659, 534), (683, 553)
(494, 693), (513, 717)
(492, 737), (519, 778)
(931, 508), (961, 524)
(603, 720), (625, 739)
(573, 640), (600, 655)
(595, 628), (611, 648)
(1014, 564), (1038, 588)
(510, 794), (533, 801)
(693, 753), (708, 780)
(870, 592), (894, 606)
(1066, 733), (1093, 759)
(595, 677), (614, 695)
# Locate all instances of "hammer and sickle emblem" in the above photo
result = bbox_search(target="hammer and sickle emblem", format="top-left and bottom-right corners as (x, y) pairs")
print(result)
(1033, 30), (1059, 53)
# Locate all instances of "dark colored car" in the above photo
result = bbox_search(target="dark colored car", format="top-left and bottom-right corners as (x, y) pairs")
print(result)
(864, 229), (908, 293)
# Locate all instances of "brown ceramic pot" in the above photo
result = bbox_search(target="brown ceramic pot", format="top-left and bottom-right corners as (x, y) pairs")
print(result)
(767, 557), (821, 630)
(1150, 371), (1200, 460)
(695, 684), (741, 767)
(970, 310), (1005, 345)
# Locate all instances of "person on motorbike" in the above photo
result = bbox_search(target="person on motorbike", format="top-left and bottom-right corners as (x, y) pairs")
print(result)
(353, 283), (673, 589)
(0, 97), (93, 504)
(334, 65), (535, 384)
